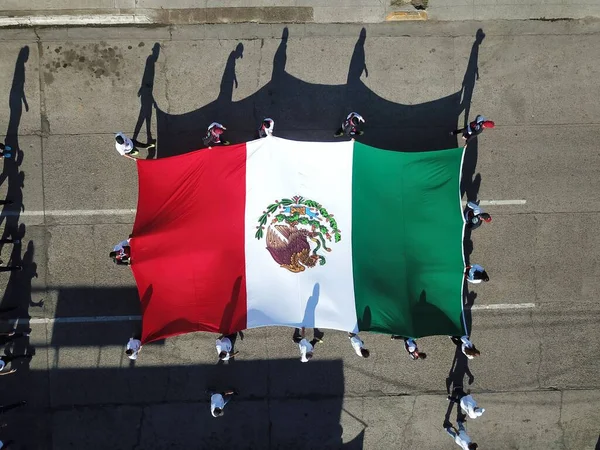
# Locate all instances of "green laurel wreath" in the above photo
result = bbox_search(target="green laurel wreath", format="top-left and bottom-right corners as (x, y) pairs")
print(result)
(255, 196), (342, 244)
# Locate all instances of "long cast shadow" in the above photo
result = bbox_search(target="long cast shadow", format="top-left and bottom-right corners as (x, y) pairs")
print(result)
(153, 27), (484, 158)
(134, 43), (160, 159)
(3, 359), (359, 449)
(0, 47), (34, 381)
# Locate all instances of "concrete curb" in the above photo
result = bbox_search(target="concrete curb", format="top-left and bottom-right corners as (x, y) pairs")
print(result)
(0, 6), (433, 28)
(386, 10), (428, 21)
(0, 7), (314, 28)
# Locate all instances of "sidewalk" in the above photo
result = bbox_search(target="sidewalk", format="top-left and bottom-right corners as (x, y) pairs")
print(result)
(1, 0), (600, 26)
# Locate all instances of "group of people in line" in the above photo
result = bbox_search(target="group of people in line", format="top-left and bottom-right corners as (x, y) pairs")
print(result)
(114, 112), (494, 159)
(111, 114), (495, 448)
(113, 111), (367, 159)
(0, 310), (33, 449)
(0, 131), (34, 448)
(444, 115), (494, 450)
(0, 140), (23, 274)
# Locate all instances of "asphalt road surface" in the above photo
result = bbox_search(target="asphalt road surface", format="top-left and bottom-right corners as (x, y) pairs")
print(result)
(0, 20), (599, 450)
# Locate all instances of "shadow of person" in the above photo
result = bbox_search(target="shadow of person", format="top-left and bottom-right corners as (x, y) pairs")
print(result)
(20, 238), (40, 308)
(133, 43), (160, 159)
(0, 50), (30, 357)
(300, 283), (324, 347)
(0, 239), (35, 377)
(445, 338), (475, 397)
(216, 42), (244, 116)
(461, 149), (481, 202)
(0, 47), (28, 244)
(218, 276), (244, 335)
(443, 345), (473, 427)
(357, 305), (371, 331)
(412, 290), (462, 337)
(459, 29), (485, 129)
(271, 27), (288, 85)
(5, 46), (29, 153)
(153, 42), (245, 157)
(443, 395), (467, 430)
(459, 29), (485, 203)
(0, 171), (24, 253)
(154, 27), (486, 158)
(302, 282), (320, 327)
(8, 238), (34, 308)
(347, 27), (368, 91)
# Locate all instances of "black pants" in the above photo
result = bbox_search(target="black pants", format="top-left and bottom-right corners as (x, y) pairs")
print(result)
(0, 332), (27, 346)
(132, 139), (153, 149)
(451, 128), (482, 140)
(0, 355), (31, 373)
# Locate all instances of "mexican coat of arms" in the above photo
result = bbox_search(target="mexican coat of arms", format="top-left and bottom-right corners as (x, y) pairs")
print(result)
(255, 195), (342, 273)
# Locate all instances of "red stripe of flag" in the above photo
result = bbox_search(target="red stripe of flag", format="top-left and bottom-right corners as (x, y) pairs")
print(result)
(131, 144), (247, 343)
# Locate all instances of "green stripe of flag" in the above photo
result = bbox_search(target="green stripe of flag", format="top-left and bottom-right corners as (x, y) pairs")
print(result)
(351, 142), (466, 338)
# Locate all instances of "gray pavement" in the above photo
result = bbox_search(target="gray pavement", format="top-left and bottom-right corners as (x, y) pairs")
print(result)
(0, 19), (599, 450)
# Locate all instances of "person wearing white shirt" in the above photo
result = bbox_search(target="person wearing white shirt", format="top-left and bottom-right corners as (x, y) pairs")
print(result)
(296, 327), (322, 362)
(114, 132), (154, 159)
(460, 394), (485, 419)
(335, 112), (365, 137)
(216, 336), (234, 361)
(464, 201), (492, 230)
(125, 338), (142, 360)
(299, 338), (313, 363)
(446, 421), (478, 449)
(110, 238), (131, 265)
(209, 390), (236, 417)
(451, 335), (481, 359)
(451, 114), (495, 141)
(203, 122), (228, 146)
(347, 332), (370, 358)
(112, 239), (130, 254)
(465, 264), (489, 284)
(258, 118), (275, 138)
(448, 389), (485, 419)
(391, 336), (427, 360)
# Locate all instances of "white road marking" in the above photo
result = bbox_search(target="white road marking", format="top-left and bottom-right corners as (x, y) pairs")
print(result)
(9, 304), (535, 326)
(2, 201), (526, 219)
(477, 200), (527, 206)
(471, 303), (535, 310)
(0, 15), (153, 27)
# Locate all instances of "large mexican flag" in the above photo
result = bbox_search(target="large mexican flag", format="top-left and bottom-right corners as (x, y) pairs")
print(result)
(131, 137), (466, 344)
